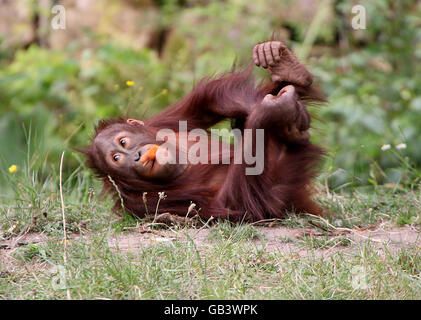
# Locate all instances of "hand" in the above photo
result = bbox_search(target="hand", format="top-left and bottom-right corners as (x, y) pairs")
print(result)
(253, 41), (313, 87)
(260, 85), (311, 142)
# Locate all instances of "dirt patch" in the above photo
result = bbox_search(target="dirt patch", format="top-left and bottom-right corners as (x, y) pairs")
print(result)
(0, 233), (49, 250)
(253, 224), (420, 258)
(351, 224), (420, 244)
(0, 233), (51, 275)
(106, 223), (420, 257)
(1, 224), (419, 259)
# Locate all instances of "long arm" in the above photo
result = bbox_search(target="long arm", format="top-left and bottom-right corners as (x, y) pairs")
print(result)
(146, 40), (324, 132)
(145, 70), (260, 131)
(213, 42), (326, 220)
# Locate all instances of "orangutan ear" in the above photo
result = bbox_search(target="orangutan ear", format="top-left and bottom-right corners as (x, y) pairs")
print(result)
(127, 119), (144, 126)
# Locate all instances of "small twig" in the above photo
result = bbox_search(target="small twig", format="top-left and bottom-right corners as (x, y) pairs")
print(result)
(142, 192), (149, 215)
(307, 220), (331, 233)
(249, 218), (284, 226)
(152, 192), (167, 225)
(324, 175), (331, 198)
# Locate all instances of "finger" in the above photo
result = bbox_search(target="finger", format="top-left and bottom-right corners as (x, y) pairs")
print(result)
(252, 45), (260, 66)
(271, 41), (282, 62)
(264, 42), (275, 66)
(258, 44), (268, 68)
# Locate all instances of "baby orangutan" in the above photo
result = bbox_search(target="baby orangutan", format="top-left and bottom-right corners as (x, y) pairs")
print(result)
(82, 41), (325, 222)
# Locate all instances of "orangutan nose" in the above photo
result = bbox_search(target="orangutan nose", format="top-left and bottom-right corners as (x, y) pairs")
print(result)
(133, 151), (141, 162)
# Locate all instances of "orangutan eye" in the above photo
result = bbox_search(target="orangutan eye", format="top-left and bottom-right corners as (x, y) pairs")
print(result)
(113, 154), (121, 162)
(120, 139), (127, 147)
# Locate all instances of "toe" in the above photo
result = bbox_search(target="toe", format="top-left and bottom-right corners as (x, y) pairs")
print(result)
(264, 42), (275, 66)
(270, 41), (282, 63)
(252, 44), (260, 66)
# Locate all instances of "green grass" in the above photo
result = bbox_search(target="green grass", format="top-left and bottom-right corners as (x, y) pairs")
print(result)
(2, 231), (420, 299)
(0, 157), (420, 299)
(207, 220), (263, 243)
(296, 235), (353, 249)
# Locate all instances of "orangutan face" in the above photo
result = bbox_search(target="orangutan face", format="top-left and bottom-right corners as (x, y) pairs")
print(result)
(92, 119), (184, 180)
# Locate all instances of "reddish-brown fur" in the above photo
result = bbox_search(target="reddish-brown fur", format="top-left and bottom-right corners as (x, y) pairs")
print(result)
(81, 41), (326, 222)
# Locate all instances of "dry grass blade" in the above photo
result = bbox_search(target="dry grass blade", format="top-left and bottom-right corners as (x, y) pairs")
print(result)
(59, 151), (71, 300)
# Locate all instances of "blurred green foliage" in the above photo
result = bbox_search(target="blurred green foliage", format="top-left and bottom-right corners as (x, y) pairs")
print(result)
(0, 0), (420, 190)
(317, 0), (421, 188)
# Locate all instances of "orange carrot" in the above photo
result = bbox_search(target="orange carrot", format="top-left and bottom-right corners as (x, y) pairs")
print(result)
(141, 145), (159, 164)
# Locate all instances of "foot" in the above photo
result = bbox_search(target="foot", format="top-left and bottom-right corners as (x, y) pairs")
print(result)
(253, 41), (313, 87)
(261, 85), (311, 142)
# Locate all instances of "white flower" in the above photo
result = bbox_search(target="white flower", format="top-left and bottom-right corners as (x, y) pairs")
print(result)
(396, 143), (407, 150)
(381, 144), (391, 151)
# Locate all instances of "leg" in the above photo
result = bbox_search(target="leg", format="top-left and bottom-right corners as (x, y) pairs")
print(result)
(215, 85), (324, 221)
(252, 40), (325, 105)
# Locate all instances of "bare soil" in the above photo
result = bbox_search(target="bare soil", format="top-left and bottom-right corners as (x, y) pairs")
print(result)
(1, 223), (419, 261)
(107, 223), (420, 256)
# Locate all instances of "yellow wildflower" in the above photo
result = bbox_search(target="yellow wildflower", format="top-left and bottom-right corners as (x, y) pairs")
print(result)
(8, 165), (18, 173)
(126, 81), (134, 87)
